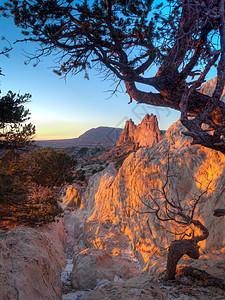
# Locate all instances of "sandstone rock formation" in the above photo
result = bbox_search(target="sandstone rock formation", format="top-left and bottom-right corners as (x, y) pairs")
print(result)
(116, 119), (137, 146)
(94, 114), (163, 167)
(200, 77), (225, 102)
(0, 221), (65, 300)
(116, 113), (163, 148)
(77, 273), (164, 300)
(84, 120), (225, 270)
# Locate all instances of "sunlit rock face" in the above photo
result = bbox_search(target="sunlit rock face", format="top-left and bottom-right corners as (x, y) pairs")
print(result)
(116, 114), (163, 148)
(62, 185), (83, 209)
(84, 120), (225, 269)
(116, 119), (136, 146)
(0, 221), (66, 300)
(200, 77), (225, 102)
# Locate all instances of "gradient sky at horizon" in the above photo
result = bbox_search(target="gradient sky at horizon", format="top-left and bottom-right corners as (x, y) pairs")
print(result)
(0, 2), (215, 140)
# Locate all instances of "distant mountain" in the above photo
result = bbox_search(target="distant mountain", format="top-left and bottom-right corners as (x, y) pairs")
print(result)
(35, 126), (123, 148)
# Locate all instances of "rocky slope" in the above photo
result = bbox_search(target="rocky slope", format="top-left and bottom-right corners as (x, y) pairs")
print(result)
(58, 118), (225, 299)
(1, 113), (225, 299)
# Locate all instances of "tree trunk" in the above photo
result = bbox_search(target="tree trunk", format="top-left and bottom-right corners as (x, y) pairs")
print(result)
(166, 239), (200, 280)
(180, 266), (225, 291)
(214, 209), (225, 217)
(166, 219), (209, 280)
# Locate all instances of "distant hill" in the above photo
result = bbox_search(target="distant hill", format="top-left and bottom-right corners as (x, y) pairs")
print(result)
(35, 126), (123, 148)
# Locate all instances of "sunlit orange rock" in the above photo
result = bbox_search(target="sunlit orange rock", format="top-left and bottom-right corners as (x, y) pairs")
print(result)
(200, 77), (225, 102)
(84, 120), (225, 269)
(62, 185), (83, 209)
(116, 113), (163, 148)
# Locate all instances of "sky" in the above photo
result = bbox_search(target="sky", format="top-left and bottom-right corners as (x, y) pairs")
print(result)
(0, 4), (193, 140)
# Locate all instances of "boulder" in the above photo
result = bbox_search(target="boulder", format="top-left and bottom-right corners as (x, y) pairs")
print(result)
(71, 248), (141, 290)
(0, 221), (65, 300)
(77, 273), (164, 300)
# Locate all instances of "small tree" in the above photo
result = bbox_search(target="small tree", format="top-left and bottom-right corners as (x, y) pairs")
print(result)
(0, 90), (35, 151)
(134, 154), (212, 280)
(22, 147), (77, 188)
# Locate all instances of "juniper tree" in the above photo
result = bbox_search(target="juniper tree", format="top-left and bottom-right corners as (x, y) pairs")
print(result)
(1, 0), (225, 152)
(133, 154), (212, 280)
(0, 91), (36, 151)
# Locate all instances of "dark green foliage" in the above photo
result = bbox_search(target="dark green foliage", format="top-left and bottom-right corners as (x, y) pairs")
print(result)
(23, 147), (77, 188)
(11, 187), (63, 226)
(92, 169), (97, 175)
(0, 148), (77, 228)
(76, 169), (86, 181)
(98, 166), (104, 172)
(0, 91), (35, 150)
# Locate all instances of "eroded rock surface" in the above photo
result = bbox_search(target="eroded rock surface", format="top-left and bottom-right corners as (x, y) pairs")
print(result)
(0, 221), (65, 300)
(77, 273), (164, 300)
(84, 120), (225, 270)
(71, 248), (141, 290)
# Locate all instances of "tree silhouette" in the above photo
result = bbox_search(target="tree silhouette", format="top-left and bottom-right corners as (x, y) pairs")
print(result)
(1, 0), (225, 152)
(0, 90), (36, 151)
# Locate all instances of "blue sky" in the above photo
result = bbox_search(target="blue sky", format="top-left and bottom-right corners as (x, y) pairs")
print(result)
(0, 7), (184, 140)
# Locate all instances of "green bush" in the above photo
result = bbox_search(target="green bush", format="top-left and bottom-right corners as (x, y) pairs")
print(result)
(22, 147), (77, 187)
(0, 148), (77, 229)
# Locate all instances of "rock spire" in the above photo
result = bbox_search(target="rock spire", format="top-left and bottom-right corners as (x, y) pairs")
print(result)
(116, 114), (163, 148)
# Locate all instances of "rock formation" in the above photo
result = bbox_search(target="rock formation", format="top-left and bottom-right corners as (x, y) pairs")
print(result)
(116, 119), (137, 146)
(83, 120), (225, 271)
(0, 221), (65, 300)
(94, 114), (164, 167)
(62, 185), (83, 209)
(71, 248), (140, 290)
(116, 113), (163, 148)
(200, 77), (225, 102)
(2, 109), (225, 299)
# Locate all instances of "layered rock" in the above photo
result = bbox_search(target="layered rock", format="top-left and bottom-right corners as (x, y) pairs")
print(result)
(0, 221), (65, 300)
(84, 120), (225, 270)
(116, 114), (163, 148)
